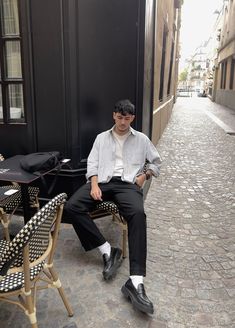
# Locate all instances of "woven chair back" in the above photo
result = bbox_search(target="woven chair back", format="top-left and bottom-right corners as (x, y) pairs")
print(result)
(0, 193), (67, 276)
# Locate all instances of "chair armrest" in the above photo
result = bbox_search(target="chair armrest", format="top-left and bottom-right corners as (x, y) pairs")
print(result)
(141, 176), (152, 201)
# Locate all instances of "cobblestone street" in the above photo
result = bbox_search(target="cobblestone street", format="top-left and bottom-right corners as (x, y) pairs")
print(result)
(1, 97), (235, 328)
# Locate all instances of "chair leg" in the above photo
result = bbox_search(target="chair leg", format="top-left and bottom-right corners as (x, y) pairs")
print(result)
(24, 293), (38, 328)
(30, 197), (40, 212)
(48, 266), (74, 317)
(122, 226), (128, 258)
(1, 213), (11, 241)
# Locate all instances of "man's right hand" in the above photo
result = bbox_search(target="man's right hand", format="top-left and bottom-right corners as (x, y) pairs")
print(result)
(90, 176), (103, 201)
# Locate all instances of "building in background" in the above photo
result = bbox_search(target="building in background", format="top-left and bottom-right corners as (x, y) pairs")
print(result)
(187, 42), (209, 95)
(152, 0), (182, 144)
(212, 0), (235, 109)
(0, 0), (182, 197)
(177, 0), (230, 101)
(204, 8), (224, 99)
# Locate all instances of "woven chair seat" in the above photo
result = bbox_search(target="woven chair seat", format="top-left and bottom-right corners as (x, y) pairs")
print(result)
(0, 262), (44, 293)
(95, 201), (119, 213)
(0, 224), (46, 294)
(0, 185), (39, 212)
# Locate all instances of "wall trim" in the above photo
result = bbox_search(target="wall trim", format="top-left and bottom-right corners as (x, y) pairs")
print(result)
(153, 95), (174, 115)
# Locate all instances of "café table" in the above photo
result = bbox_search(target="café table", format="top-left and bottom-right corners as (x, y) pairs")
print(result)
(0, 155), (56, 223)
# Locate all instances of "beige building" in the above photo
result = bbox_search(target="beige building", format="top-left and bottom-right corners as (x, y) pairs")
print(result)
(187, 42), (209, 94)
(151, 0), (182, 144)
(213, 0), (235, 109)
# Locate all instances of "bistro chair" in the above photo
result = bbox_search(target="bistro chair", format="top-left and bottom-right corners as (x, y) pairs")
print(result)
(90, 201), (128, 257)
(89, 177), (152, 259)
(0, 154), (40, 241)
(0, 193), (73, 328)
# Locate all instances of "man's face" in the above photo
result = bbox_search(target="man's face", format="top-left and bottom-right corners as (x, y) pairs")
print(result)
(113, 112), (135, 135)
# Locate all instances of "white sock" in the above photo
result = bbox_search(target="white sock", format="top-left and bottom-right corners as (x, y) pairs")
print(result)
(98, 241), (111, 257)
(130, 275), (144, 289)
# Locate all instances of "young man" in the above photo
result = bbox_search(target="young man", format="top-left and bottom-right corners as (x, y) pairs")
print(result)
(65, 99), (161, 314)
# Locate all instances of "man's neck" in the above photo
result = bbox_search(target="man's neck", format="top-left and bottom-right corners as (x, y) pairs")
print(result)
(113, 126), (130, 136)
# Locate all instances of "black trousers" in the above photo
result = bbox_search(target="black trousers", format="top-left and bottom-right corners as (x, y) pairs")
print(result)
(64, 178), (147, 276)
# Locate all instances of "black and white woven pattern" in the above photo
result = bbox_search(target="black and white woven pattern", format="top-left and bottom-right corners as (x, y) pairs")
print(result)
(0, 193), (67, 292)
(0, 185), (39, 212)
(95, 201), (119, 213)
(0, 240), (8, 252)
(0, 263), (44, 293)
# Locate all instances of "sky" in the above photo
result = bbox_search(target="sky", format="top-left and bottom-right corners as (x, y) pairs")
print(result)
(179, 0), (224, 70)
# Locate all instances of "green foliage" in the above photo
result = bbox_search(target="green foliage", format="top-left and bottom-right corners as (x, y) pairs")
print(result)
(179, 69), (188, 82)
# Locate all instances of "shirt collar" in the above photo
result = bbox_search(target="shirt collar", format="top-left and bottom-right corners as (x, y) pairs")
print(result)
(109, 125), (136, 136)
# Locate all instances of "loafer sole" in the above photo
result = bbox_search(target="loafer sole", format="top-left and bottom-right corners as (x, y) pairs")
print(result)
(103, 249), (123, 280)
(121, 285), (154, 314)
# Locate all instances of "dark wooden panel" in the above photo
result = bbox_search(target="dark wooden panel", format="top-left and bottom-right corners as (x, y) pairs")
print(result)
(76, 0), (142, 160)
(30, 0), (67, 153)
(142, 0), (156, 137)
(0, 125), (28, 157)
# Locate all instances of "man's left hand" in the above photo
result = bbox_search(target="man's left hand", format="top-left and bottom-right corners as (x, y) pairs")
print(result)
(135, 174), (146, 188)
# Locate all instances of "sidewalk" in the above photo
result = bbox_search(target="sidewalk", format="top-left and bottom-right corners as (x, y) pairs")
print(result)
(200, 97), (235, 134)
(1, 97), (235, 328)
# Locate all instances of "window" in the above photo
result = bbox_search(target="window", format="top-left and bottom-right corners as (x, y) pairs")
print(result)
(220, 61), (227, 89)
(167, 40), (175, 96)
(229, 58), (235, 90)
(159, 25), (168, 102)
(0, 0), (25, 123)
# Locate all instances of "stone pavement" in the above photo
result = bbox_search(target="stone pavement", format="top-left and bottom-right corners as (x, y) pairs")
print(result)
(1, 97), (235, 328)
(202, 98), (235, 135)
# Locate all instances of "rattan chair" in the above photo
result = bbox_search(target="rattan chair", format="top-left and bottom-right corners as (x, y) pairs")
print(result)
(89, 177), (152, 258)
(0, 154), (40, 241)
(0, 193), (73, 328)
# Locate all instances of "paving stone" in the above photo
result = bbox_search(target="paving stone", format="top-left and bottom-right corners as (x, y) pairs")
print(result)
(63, 323), (78, 328)
(193, 313), (214, 325)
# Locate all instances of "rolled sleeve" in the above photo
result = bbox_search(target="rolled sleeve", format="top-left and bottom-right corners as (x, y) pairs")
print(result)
(146, 139), (162, 177)
(86, 137), (99, 180)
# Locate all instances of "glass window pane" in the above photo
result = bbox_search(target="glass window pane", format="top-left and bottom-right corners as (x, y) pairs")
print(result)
(5, 41), (22, 78)
(9, 84), (24, 120)
(0, 87), (3, 120)
(1, 0), (19, 36)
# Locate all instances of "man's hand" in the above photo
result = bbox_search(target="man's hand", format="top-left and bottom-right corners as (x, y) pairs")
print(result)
(90, 176), (103, 201)
(135, 174), (146, 188)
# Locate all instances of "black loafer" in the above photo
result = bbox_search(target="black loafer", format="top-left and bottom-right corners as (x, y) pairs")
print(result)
(102, 247), (122, 280)
(121, 278), (154, 314)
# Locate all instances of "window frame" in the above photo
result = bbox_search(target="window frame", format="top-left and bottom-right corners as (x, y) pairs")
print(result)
(167, 39), (175, 96)
(159, 25), (168, 102)
(229, 58), (235, 90)
(0, 0), (25, 124)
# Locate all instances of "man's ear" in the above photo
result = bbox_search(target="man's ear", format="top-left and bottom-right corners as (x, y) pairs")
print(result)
(113, 112), (116, 120)
(130, 115), (135, 123)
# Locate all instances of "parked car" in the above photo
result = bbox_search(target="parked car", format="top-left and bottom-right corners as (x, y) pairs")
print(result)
(177, 89), (191, 97)
(196, 88), (207, 97)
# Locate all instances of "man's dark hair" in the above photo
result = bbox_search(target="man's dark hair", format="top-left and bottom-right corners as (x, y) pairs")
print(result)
(114, 99), (135, 115)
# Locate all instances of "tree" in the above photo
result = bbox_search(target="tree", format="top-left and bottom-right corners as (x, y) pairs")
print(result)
(179, 69), (188, 82)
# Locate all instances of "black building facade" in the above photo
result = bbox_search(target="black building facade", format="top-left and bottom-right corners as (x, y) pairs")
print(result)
(0, 0), (156, 197)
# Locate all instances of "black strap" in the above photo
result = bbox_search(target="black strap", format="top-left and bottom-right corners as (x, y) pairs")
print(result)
(34, 162), (62, 195)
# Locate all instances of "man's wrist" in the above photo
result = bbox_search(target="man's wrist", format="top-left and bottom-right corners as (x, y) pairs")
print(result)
(145, 170), (152, 180)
